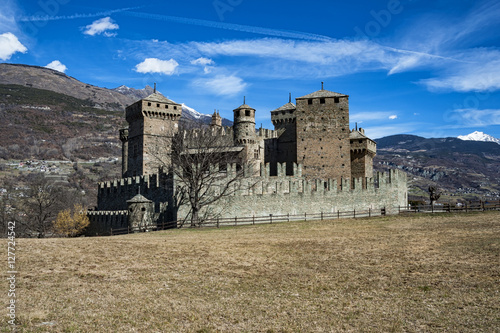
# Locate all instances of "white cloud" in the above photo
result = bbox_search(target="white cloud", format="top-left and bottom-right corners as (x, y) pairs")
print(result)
(389, 115), (398, 120)
(0, 32), (27, 60)
(134, 58), (179, 75)
(350, 111), (397, 122)
(421, 56), (500, 92)
(191, 57), (214, 74)
(191, 57), (214, 66)
(0, 1), (18, 34)
(444, 108), (500, 127)
(45, 60), (67, 73)
(194, 75), (247, 96)
(83, 17), (119, 37)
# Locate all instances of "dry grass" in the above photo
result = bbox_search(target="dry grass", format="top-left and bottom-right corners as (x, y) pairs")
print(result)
(2, 211), (499, 332)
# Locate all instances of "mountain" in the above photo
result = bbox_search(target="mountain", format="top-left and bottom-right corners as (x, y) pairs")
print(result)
(458, 131), (500, 144)
(0, 63), (134, 111)
(0, 63), (231, 124)
(374, 134), (500, 202)
(112, 85), (155, 101)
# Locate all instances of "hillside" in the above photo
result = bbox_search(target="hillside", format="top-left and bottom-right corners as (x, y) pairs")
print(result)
(0, 63), (134, 111)
(0, 84), (124, 161)
(374, 135), (500, 201)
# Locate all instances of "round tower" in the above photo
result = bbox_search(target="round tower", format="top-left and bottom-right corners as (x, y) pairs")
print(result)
(233, 98), (256, 145)
(127, 194), (155, 232)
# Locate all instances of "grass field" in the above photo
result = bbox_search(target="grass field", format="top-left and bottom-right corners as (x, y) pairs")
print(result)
(3, 211), (499, 332)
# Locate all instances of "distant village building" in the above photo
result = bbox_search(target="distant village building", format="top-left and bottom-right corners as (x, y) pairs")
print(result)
(87, 85), (407, 235)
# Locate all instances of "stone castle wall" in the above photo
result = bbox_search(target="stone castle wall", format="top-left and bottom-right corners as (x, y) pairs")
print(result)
(91, 163), (407, 233)
(86, 210), (128, 236)
(176, 164), (407, 220)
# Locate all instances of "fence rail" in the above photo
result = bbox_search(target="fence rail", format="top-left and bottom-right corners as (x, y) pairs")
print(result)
(399, 200), (500, 214)
(109, 200), (500, 236)
(110, 207), (386, 235)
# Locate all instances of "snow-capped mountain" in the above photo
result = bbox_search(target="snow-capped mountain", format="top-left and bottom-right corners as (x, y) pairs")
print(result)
(458, 131), (500, 145)
(112, 84), (155, 101)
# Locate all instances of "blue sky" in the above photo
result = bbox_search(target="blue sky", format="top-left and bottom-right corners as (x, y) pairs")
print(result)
(1, 0), (500, 139)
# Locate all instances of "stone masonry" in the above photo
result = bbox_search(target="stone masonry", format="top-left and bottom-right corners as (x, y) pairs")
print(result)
(87, 85), (407, 234)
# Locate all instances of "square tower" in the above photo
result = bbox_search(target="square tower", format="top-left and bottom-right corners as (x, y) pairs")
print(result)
(350, 128), (377, 184)
(125, 93), (182, 176)
(295, 89), (351, 180)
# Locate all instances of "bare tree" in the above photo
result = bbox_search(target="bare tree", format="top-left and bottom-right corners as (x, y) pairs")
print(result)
(149, 122), (255, 227)
(20, 174), (65, 237)
(172, 125), (254, 227)
(428, 186), (441, 206)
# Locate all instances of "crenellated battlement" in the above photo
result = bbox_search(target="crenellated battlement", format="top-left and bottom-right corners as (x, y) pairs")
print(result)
(90, 86), (408, 235)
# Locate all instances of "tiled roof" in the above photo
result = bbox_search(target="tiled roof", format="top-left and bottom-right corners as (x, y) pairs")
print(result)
(349, 130), (368, 139)
(233, 104), (255, 110)
(126, 194), (152, 203)
(297, 89), (347, 99)
(143, 93), (178, 104)
(272, 102), (296, 112)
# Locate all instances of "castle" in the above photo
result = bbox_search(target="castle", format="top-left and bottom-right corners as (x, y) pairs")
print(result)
(86, 85), (407, 235)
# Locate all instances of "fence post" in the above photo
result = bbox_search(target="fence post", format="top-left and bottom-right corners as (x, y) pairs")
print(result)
(305, 212), (307, 221)
(217, 217), (219, 228)
(287, 213), (289, 222)
(321, 212), (323, 220)
(270, 214), (273, 224)
(398, 205), (400, 214)
(337, 210), (340, 219)
(252, 215), (255, 225)
(235, 216), (237, 226)
(369, 208), (371, 218)
(353, 209), (356, 219)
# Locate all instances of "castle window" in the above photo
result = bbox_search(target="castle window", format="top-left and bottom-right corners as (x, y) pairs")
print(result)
(165, 105), (168, 109)
(141, 207), (146, 211)
(245, 110), (250, 116)
(147, 102), (151, 106)
(174, 106), (177, 110)
(342, 128), (345, 131)
(350, 140), (354, 144)
(341, 164), (345, 167)
(320, 98), (325, 104)
(359, 140), (363, 143)
(334, 97), (340, 103)
(157, 103), (160, 107)
(308, 99), (313, 105)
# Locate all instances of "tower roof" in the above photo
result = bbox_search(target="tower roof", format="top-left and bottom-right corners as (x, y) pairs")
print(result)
(233, 103), (255, 111)
(349, 130), (368, 140)
(142, 92), (178, 105)
(297, 89), (347, 99)
(272, 102), (296, 112)
(127, 193), (152, 203)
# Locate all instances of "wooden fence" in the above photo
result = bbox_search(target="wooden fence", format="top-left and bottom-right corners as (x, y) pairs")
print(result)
(110, 207), (387, 235)
(399, 200), (500, 214)
(109, 200), (500, 236)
